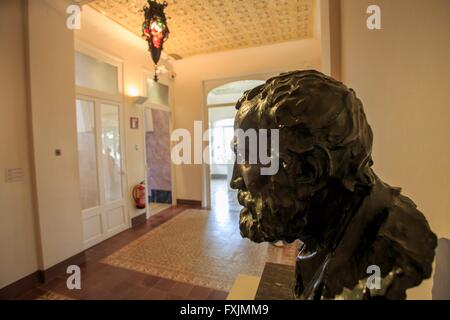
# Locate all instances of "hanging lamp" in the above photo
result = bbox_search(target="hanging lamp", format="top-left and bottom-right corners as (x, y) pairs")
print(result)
(142, 0), (170, 82)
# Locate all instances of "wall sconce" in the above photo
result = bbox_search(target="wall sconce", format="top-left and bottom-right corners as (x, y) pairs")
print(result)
(127, 86), (140, 97)
(131, 96), (148, 105)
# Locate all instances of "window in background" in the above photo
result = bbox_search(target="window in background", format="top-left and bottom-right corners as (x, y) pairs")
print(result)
(207, 80), (264, 105)
(211, 118), (235, 166)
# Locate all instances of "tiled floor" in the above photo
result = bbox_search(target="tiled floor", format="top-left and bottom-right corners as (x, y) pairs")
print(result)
(210, 178), (299, 266)
(16, 182), (298, 300)
(149, 202), (172, 215)
(210, 177), (240, 212)
(18, 205), (231, 300)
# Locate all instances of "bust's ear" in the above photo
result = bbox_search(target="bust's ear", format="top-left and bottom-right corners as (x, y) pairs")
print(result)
(325, 147), (373, 193)
(310, 144), (333, 184)
(293, 144), (333, 196)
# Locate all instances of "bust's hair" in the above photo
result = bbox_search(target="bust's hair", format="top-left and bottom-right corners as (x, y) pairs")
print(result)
(236, 70), (375, 190)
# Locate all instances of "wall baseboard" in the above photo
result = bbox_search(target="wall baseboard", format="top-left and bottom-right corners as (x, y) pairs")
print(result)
(210, 174), (227, 179)
(0, 271), (41, 300)
(176, 199), (202, 207)
(131, 212), (147, 227)
(0, 251), (87, 300)
(149, 189), (172, 204)
(38, 251), (86, 284)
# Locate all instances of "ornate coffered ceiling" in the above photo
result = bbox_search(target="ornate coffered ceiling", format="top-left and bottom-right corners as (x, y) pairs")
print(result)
(88, 0), (315, 59)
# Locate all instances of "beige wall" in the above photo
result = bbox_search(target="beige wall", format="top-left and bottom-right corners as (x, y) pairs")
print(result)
(340, 0), (450, 240)
(172, 39), (322, 204)
(26, 0), (84, 269)
(1, 0), (87, 288)
(0, 0), (39, 289)
(319, 0), (341, 78)
(339, 0), (450, 299)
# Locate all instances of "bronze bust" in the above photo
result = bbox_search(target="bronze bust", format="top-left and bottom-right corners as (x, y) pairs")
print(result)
(230, 70), (437, 299)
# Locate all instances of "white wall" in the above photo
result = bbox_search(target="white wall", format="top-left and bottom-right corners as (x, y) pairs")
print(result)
(26, 0), (84, 269)
(172, 38), (322, 204)
(0, 0), (39, 289)
(339, 0), (450, 299)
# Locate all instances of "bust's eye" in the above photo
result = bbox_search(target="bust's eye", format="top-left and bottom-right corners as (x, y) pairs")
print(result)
(296, 159), (317, 184)
(301, 162), (315, 176)
(233, 140), (248, 164)
(231, 137), (238, 153)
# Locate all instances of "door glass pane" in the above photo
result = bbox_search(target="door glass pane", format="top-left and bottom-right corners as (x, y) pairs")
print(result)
(101, 103), (122, 202)
(76, 99), (99, 210)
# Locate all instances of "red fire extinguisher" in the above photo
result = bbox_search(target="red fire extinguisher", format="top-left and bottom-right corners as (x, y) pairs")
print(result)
(132, 181), (146, 209)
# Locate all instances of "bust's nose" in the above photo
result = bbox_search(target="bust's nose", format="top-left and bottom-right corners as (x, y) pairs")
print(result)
(231, 163), (268, 193)
(230, 164), (245, 190)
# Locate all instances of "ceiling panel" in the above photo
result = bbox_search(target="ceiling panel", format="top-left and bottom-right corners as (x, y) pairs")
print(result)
(89, 0), (315, 59)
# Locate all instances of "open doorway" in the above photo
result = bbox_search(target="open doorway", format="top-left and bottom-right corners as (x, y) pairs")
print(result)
(208, 107), (239, 212)
(144, 106), (172, 216)
(206, 80), (265, 212)
(143, 78), (173, 217)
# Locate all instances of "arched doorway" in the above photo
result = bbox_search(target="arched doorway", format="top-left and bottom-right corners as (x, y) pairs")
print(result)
(205, 80), (265, 212)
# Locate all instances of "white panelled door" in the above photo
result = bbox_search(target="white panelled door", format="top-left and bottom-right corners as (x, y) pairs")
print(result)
(76, 96), (129, 249)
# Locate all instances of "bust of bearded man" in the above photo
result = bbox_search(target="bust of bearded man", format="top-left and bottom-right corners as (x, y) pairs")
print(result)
(230, 70), (437, 300)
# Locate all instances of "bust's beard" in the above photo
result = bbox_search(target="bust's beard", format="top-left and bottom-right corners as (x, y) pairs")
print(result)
(239, 207), (267, 243)
(238, 193), (309, 244)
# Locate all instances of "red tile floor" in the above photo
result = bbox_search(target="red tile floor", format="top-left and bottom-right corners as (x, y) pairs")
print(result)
(17, 205), (233, 300)
(17, 181), (298, 300)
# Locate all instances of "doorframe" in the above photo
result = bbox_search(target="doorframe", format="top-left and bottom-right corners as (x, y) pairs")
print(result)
(142, 70), (176, 219)
(74, 40), (133, 243)
(76, 93), (130, 249)
(200, 71), (279, 209)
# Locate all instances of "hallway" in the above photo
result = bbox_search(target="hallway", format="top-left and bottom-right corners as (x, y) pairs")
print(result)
(210, 177), (240, 213)
(2, 0), (448, 303)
